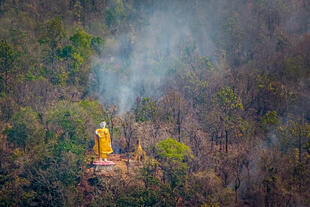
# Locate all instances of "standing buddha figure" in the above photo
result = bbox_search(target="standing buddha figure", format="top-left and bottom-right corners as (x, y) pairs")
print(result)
(93, 121), (113, 161)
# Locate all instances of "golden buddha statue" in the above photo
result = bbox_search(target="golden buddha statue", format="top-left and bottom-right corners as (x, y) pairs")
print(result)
(93, 121), (113, 161)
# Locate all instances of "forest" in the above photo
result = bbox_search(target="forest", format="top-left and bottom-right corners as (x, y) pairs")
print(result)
(0, 0), (310, 206)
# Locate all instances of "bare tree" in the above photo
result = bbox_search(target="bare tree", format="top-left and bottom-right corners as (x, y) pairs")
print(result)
(121, 112), (137, 173)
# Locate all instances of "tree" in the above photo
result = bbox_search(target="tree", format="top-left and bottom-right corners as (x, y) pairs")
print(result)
(39, 17), (66, 85)
(134, 97), (157, 122)
(260, 110), (280, 132)
(73, 0), (83, 25)
(46, 100), (95, 159)
(39, 17), (66, 66)
(121, 112), (137, 172)
(209, 86), (244, 153)
(103, 105), (118, 146)
(0, 40), (17, 93)
(276, 118), (310, 194)
(278, 118), (310, 164)
(155, 138), (193, 201)
(58, 29), (103, 85)
(104, 0), (126, 28)
(219, 13), (243, 68)
(6, 107), (44, 150)
(158, 90), (185, 142)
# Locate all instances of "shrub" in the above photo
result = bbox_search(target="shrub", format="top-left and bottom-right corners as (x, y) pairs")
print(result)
(6, 107), (44, 150)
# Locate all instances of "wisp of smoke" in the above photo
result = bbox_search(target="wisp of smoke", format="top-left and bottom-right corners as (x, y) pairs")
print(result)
(89, 2), (214, 114)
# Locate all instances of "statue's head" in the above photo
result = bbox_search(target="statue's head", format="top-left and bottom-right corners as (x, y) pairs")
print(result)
(99, 121), (106, 128)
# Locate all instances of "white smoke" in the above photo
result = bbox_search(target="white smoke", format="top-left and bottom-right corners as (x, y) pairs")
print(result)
(89, 2), (215, 113)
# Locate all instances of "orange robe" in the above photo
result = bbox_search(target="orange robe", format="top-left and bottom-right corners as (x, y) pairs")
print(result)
(93, 128), (113, 159)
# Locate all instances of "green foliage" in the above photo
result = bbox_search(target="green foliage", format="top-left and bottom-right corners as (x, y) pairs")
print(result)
(134, 97), (157, 122)
(209, 87), (245, 153)
(39, 17), (66, 47)
(39, 17), (66, 60)
(24, 69), (37, 81)
(79, 99), (105, 123)
(0, 40), (16, 71)
(73, 0), (83, 24)
(6, 107), (44, 150)
(211, 86), (244, 128)
(38, 17), (67, 85)
(114, 158), (180, 207)
(261, 111), (280, 129)
(45, 100), (95, 168)
(9, 100), (97, 206)
(306, 140), (310, 160)
(0, 175), (35, 207)
(155, 138), (193, 162)
(155, 138), (193, 193)
(0, 1), (309, 206)
(284, 55), (307, 81)
(90, 36), (104, 54)
(70, 29), (92, 57)
(57, 29), (103, 85)
(24, 147), (83, 206)
(38, 20), (104, 86)
(277, 119), (310, 155)
(68, 29), (92, 75)
(213, 86), (243, 111)
(182, 70), (209, 106)
(46, 101), (91, 145)
(104, 0), (126, 27)
(220, 13), (243, 59)
(57, 45), (74, 59)
(200, 57), (214, 71)
(140, 158), (160, 185)
(201, 204), (220, 207)
(0, 39), (17, 92)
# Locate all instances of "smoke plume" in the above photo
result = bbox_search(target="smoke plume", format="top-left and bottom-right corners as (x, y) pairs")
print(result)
(89, 1), (214, 113)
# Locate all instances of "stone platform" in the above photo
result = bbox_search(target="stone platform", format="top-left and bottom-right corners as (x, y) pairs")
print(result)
(88, 154), (144, 176)
(93, 160), (115, 172)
